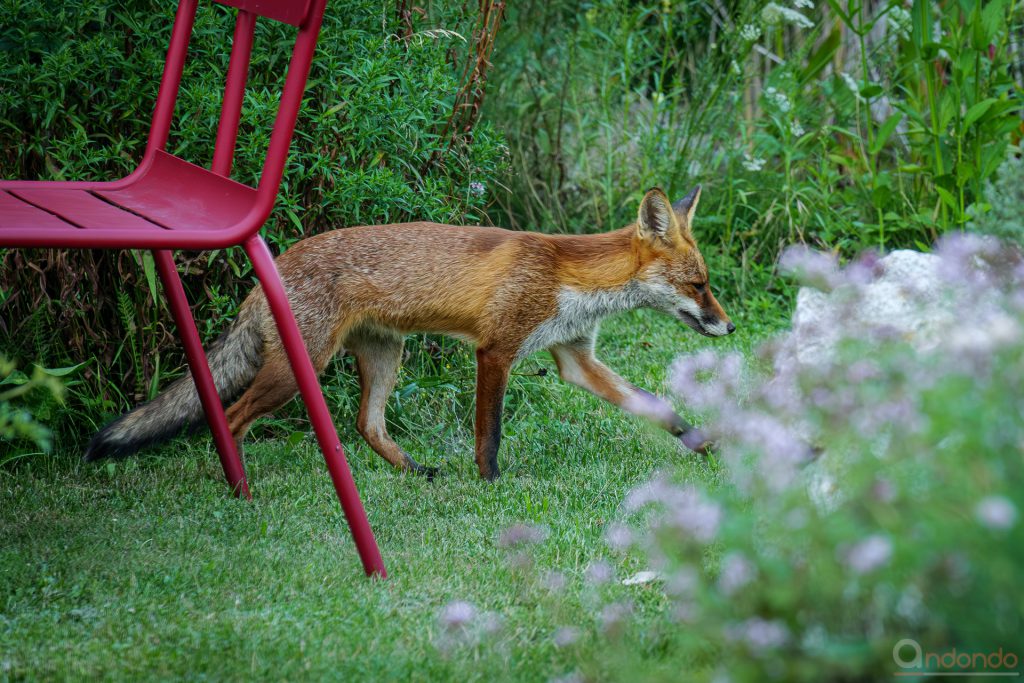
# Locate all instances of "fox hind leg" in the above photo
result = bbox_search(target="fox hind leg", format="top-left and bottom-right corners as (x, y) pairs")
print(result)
(225, 355), (300, 452)
(347, 328), (438, 479)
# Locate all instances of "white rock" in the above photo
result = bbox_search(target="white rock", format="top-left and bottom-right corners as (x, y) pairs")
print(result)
(621, 570), (662, 586)
(786, 250), (957, 371)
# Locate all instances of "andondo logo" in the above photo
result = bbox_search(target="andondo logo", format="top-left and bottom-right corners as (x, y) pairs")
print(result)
(893, 639), (1020, 677)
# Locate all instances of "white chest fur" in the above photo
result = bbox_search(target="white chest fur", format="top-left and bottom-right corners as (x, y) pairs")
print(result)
(517, 282), (649, 359)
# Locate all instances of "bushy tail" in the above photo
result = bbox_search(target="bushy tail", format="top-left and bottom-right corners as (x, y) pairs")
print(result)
(84, 306), (265, 461)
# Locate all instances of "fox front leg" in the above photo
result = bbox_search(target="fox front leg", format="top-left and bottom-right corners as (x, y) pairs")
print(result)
(474, 347), (513, 480)
(549, 340), (713, 455)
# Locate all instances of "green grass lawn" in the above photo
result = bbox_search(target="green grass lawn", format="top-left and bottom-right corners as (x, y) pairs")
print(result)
(0, 300), (788, 681)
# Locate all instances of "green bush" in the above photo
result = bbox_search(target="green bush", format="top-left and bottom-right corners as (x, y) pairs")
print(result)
(0, 357), (74, 458)
(0, 0), (507, 447)
(969, 143), (1024, 244)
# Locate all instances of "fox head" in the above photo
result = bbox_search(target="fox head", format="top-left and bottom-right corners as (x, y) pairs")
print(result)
(633, 186), (735, 337)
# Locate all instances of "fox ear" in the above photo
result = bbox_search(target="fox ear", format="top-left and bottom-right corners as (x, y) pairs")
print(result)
(636, 188), (678, 243)
(672, 185), (702, 231)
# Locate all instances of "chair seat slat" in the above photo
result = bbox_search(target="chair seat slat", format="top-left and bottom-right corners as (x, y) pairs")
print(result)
(97, 151), (258, 231)
(7, 189), (164, 231)
(0, 191), (80, 230)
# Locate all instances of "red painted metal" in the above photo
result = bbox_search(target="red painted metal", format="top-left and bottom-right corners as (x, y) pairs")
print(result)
(0, 191), (79, 230)
(247, 0), (328, 226)
(245, 235), (387, 579)
(214, 0), (312, 26)
(97, 151), (258, 230)
(147, 0), (200, 157)
(0, 0), (386, 577)
(154, 250), (251, 500)
(10, 188), (164, 231)
(212, 10), (256, 178)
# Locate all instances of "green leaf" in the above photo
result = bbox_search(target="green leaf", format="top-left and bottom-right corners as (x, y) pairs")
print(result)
(285, 209), (304, 233)
(824, 0), (852, 26)
(38, 361), (87, 378)
(980, 0), (1009, 46)
(910, 0), (932, 57)
(285, 431), (306, 450)
(141, 251), (159, 307)
(934, 185), (958, 210)
(860, 83), (883, 99)
(800, 26), (840, 86)
(870, 113), (904, 155)
(963, 98), (997, 130)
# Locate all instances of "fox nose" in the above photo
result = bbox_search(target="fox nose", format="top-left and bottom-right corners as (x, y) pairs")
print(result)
(726, 322), (736, 334)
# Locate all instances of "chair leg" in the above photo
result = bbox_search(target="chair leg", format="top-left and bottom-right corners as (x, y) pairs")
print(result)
(153, 250), (251, 500)
(243, 235), (387, 578)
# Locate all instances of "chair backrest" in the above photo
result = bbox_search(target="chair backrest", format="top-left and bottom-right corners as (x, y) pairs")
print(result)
(145, 0), (327, 223)
(214, 0), (312, 26)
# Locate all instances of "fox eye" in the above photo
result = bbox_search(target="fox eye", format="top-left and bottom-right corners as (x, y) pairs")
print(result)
(692, 282), (707, 293)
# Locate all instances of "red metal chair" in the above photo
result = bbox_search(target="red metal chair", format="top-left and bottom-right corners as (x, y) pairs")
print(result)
(0, 0), (386, 578)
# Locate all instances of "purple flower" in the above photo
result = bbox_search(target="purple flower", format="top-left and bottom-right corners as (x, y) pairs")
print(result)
(585, 560), (613, 585)
(624, 474), (680, 510)
(718, 552), (756, 595)
(841, 534), (893, 574)
(621, 391), (679, 425)
(935, 232), (1004, 288)
(542, 570), (568, 593)
(846, 359), (881, 383)
(669, 350), (746, 412)
(553, 626), (581, 647)
(628, 477), (723, 542)
(725, 617), (790, 653)
(975, 496), (1017, 530)
(723, 410), (811, 492)
(498, 523), (548, 548)
(665, 566), (699, 597)
(778, 245), (841, 291)
(604, 523), (634, 551)
(664, 492), (723, 542)
(844, 249), (885, 286)
(600, 601), (634, 634)
(439, 600), (476, 630)
(872, 478), (897, 504)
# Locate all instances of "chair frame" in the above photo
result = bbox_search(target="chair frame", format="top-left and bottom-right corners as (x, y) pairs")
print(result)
(0, 0), (387, 577)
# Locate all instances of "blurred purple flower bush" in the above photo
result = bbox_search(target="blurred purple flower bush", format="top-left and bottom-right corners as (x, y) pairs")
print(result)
(500, 234), (1024, 681)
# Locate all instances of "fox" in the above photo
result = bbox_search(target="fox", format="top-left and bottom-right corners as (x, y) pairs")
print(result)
(85, 185), (734, 480)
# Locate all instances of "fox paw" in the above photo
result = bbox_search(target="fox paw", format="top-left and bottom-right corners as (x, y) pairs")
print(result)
(412, 463), (441, 481)
(679, 428), (715, 456)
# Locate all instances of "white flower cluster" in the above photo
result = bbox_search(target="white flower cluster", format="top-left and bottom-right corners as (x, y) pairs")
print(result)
(764, 86), (792, 112)
(740, 23), (762, 41)
(840, 72), (866, 102)
(761, 2), (814, 28)
(742, 153), (767, 172)
(887, 5), (911, 40)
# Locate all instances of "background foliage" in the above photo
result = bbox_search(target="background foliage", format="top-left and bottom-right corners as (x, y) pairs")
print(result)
(489, 0), (1022, 255)
(0, 0), (1022, 475)
(0, 0), (506, 447)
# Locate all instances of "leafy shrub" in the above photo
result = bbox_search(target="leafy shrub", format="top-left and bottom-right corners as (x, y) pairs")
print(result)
(0, 0), (507, 446)
(969, 144), (1024, 244)
(0, 357), (72, 458)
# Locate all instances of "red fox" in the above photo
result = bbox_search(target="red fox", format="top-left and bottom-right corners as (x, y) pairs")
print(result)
(85, 186), (734, 480)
